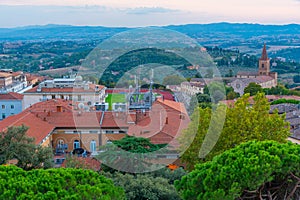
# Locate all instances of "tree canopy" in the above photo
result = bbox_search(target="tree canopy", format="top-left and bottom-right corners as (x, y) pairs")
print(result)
(103, 171), (182, 200)
(175, 140), (300, 200)
(244, 82), (263, 96)
(0, 125), (53, 170)
(0, 166), (125, 200)
(97, 136), (167, 173)
(112, 136), (167, 153)
(179, 93), (291, 170)
(162, 75), (186, 86)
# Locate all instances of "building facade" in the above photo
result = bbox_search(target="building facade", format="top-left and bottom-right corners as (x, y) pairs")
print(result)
(229, 44), (278, 95)
(23, 76), (106, 109)
(0, 71), (27, 93)
(0, 92), (23, 120)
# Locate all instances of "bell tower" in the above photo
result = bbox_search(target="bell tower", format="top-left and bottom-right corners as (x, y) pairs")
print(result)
(258, 43), (270, 76)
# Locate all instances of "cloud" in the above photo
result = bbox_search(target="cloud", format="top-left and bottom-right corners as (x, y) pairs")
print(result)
(126, 7), (179, 15)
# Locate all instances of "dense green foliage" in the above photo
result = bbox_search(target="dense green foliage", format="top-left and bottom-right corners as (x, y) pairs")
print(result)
(293, 75), (300, 83)
(0, 166), (125, 200)
(270, 98), (300, 105)
(103, 171), (183, 200)
(263, 84), (300, 96)
(202, 83), (239, 104)
(113, 136), (167, 153)
(180, 93), (291, 169)
(0, 126), (53, 170)
(244, 82), (263, 96)
(203, 81), (226, 103)
(97, 136), (167, 173)
(163, 75), (186, 85)
(175, 140), (300, 200)
(99, 48), (191, 87)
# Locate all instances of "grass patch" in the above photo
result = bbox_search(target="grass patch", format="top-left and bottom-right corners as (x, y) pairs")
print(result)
(105, 94), (126, 110)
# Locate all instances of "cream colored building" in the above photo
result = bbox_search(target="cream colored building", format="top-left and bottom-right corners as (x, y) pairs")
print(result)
(23, 77), (106, 109)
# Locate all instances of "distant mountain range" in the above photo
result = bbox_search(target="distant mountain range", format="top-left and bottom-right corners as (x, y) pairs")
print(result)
(0, 23), (300, 43)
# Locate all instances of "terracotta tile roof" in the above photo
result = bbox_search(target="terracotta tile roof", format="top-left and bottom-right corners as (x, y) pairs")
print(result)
(25, 84), (105, 94)
(12, 71), (23, 77)
(0, 112), (55, 145)
(156, 99), (188, 115)
(0, 72), (12, 78)
(127, 101), (190, 145)
(255, 76), (274, 82)
(61, 157), (101, 171)
(38, 112), (101, 128)
(0, 97), (190, 148)
(101, 112), (129, 128)
(25, 73), (43, 81)
(24, 99), (74, 113)
(0, 92), (23, 100)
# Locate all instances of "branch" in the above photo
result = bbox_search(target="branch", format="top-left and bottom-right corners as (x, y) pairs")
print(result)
(286, 180), (300, 200)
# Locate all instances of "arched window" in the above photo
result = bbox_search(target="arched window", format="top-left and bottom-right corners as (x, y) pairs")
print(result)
(90, 140), (97, 152)
(57, 139), (64, 149)
(73, 140), (80, 149)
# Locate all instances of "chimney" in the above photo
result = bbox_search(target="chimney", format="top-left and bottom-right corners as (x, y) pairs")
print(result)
(57, 105), (62, 112)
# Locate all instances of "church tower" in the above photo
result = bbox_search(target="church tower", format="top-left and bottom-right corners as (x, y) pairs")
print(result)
(258, 43), (270, 76)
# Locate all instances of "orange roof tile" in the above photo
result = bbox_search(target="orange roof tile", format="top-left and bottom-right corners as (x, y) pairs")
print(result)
(25, 84), (105, 94)
(61, 157), (101, 171)
(156, 99), (188, 115)
(0, 112), (55, 145)
(0, 92), (23, 100)
(0, 72), (12, 78)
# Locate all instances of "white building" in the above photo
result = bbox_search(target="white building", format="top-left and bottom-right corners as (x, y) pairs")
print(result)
(23, 76), (106, 109)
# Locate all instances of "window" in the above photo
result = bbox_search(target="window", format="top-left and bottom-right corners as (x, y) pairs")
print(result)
(73, 140), (80, 149)
(10, 105), (14, 109)
(106, 130), (114, 134)
(73, 130), (81, 134)
(2, 113), (6, 119)
(262, 64), (265, 68)
(52, 95), (56, 99)
(89, 130), (98, 134)
(90, 140), (96, 152)
(2, 105), (5, 109)
(78, 95), (82, 101)
(57, 139), (65, 149)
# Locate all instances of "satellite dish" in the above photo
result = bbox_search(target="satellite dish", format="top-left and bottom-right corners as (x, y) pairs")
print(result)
(78, 103), (84, 109)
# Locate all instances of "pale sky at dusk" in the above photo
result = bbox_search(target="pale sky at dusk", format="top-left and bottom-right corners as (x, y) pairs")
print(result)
(0, 0), (300, 27)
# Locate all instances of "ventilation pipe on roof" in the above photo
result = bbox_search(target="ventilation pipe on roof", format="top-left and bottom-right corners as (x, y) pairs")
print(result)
(57, 105), (62, 112)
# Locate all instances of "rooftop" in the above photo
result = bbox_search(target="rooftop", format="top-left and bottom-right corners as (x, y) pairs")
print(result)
(0, 97), (190, 146)
(0, 92), (23, 100)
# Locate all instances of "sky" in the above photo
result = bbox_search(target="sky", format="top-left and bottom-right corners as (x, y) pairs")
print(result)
(1, 0), (300, 27)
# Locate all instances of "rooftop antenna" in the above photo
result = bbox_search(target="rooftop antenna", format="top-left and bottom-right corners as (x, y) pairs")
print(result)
(149, 69), (154, 107)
